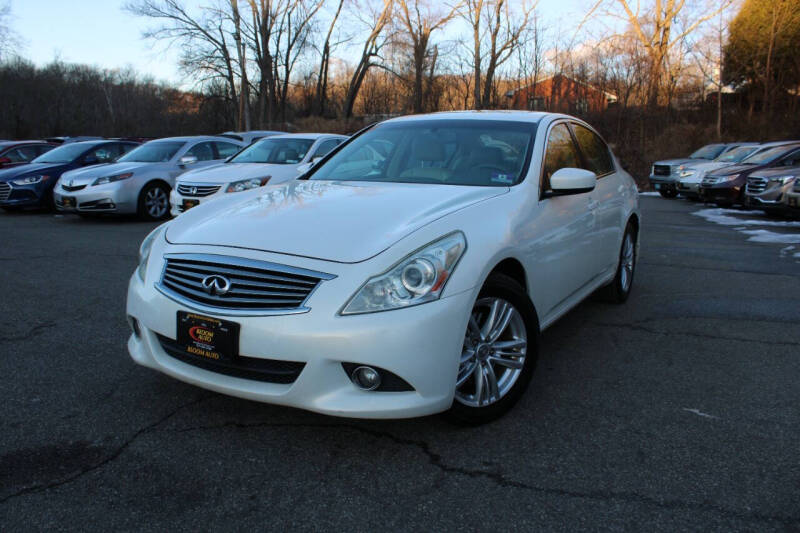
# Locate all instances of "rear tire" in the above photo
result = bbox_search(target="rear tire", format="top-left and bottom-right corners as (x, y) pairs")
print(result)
(446, 273), (539, 425)
(138, 182), (171, 221)
(597, 222), (637, 304)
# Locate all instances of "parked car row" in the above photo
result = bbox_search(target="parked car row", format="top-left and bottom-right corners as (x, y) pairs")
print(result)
(0, 132), (347, 220)
(648, 140), (800, 216)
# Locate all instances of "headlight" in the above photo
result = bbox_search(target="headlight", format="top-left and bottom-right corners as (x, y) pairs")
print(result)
(137, 224), (167, 282)
(11, 174), (48, 185)
(769, 175), (797, 185)
(226, 176), (271, 193)
(679, 170), (694, 178)
(340, 232), (467, 315)
(93, 172), (133, 186)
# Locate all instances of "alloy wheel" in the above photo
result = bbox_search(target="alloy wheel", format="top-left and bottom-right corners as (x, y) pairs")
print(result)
(145, 187), (168, 218)
(455, 297), (527, 408)
(620, 232), (635, 292)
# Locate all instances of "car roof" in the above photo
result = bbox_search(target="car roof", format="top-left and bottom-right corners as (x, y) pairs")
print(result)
(145, 136), (244, 143)
(264, 133), (346, 140)
(759, 140), (800, 147)
(384, 110), (550, 124)
(0, 140), (53, 147)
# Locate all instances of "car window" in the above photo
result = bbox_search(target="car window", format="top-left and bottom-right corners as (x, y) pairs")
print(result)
(542, 123), (581, 192)
(118, 141), (184, 163)
(230, 138), (315, 164)
(214, 141), (240, 159)
(3, 147), (30, 162)
(572, 124), (614, 176)
(776, 150), (800, 167)
(36, 145), (55, 156)
(88, 145), (117, 163)
(311, 139), (339, 159)
(310, 120), (534, 186)
(690, 144), (725, 160)
(186, 141), (216, 161)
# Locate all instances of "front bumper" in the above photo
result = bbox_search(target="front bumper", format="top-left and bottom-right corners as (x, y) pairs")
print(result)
(648, 175), (678, 192)
(0, 180), (49, 207)
(699, 184), (741, 204)
(784, 190), (800, 210)
(678, 180), (701, 196)
(54, 181), (139, 214)
(126, 268), (475, 419)
(169, 189), (224, 217)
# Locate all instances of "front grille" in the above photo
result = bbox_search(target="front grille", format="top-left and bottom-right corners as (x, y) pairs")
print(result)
(156, 334), (305, 383)
(158, 254), (333, 313)
(0, 182), (9, 201)
(746, 176), (768, 194)
(702, 177), (718, 187)
(653, 165), (671, 176)
(62, 184), (86, 192)
(177, 183), (221, 197)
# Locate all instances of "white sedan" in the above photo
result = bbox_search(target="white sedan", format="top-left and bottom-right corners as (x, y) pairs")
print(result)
(128, 111), (640, 424)
(169, 133), (347, 217)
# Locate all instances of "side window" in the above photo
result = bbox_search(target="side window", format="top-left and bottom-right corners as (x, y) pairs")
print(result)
(777, 150), (800, 167)
(572, 124), (615, 176)
(37, 145), (56, 156)
(214, 142), (240, 159)
(15, 146), (41, 162)
(312, 139), (339, 159)
(3, 148), (28, 162)
(186, 142), (216, 161)
(542, 123), (581, 193)
(89, 145), (116, 163)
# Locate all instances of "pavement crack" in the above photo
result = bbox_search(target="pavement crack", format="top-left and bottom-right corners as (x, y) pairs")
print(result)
(0, 394), (210, 504)
(0, 321), (56, 343)
(588, 321), (800, 348)
(172, 420), (797, 526)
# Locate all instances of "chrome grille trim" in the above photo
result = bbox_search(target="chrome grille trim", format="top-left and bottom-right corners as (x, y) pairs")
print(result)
(0, 182), (10, 201)
(156, 253), (335, 316)
(746, 176), (768, 195)
(177, 183), (222, 197)
(62, 184), (87, 192)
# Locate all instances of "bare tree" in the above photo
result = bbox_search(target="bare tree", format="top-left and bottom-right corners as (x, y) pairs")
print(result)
(230, 0), (250, 130)
(342, 0), (393, 119)
(396, 0), (460, 113)
(313, 0), (345, 116)
(125, 0), (240, 124)
(461, 0), (537, 109)
(0, 1), (21, 60)
(583, 0), (733, 107)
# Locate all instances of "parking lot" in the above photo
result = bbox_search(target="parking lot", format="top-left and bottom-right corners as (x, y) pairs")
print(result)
(1, 196), (799, 530)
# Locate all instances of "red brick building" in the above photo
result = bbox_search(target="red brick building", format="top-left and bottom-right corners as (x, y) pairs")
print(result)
(505, 74), (617, 114)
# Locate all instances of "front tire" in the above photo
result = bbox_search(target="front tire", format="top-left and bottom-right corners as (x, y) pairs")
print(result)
(138, 182), (171, 221)
(659, 188), (677, 198)
(447, 273), (539, 425)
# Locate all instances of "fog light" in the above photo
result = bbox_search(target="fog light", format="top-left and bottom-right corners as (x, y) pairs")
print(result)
(351, 366), (381, 391)
(127, 315), (141, 338)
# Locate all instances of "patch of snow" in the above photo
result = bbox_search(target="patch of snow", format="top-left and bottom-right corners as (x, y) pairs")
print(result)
(692, 208), (800, 228)
(683, 408), (719, 420)
(638, 192), (661, 197)
(739, 229), (800, 244)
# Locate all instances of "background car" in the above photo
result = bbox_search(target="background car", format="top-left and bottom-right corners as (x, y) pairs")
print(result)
(0, 140), (138, 211)
(170, 133), (346, 216)
(700, 143), (800, 207)
(677, 143), (760, 199)
(0, 141), (57, 169)
(53, 136), (244, 220)
(45, 136), (105, 144)
(744, 166), (800, 214)
(218, 130), (284, 145)
(649, 143), (739, 198)
(784, 178), (800, 215)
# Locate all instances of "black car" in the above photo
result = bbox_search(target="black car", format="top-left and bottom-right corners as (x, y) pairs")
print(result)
(699, 143), (800, 207)
(0, 141), (57, 170)
(0, 140), (139, 211)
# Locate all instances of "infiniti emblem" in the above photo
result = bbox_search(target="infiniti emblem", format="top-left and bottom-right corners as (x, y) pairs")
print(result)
(201, 275), (231, 296)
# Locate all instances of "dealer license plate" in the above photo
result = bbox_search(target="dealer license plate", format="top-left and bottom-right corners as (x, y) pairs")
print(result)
(175, 311), (239, 362)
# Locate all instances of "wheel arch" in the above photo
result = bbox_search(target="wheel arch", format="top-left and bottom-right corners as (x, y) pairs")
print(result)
(483, 256), (540, 337)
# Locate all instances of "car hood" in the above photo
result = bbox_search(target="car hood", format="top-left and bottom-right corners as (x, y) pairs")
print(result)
(166, 180), (507, 263)
(749, 166), (800, 179)
(177, 163), (299, 185)
(707, 163), (755, 177)
(684, 161), (731, 172)
(654, 158), (702, 168)
(59, 162), (150, 185)
(0, 162), (66, 181)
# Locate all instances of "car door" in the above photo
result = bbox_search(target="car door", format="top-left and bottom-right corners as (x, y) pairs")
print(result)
(525, 121), (597, 321)
(570, 122), (622, 277)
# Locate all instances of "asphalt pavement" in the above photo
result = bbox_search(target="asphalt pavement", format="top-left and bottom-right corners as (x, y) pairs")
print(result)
(1, 197), (799, 531)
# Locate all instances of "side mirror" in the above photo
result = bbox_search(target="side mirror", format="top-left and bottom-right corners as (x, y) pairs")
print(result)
(311, 155), (324, 164)
(179, 155), (198, 166)
(296, 162), (313, 174)
(549, 168), (596, 196)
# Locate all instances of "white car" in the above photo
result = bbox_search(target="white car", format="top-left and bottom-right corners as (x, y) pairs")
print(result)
(169, 133), (347, 217)
(677, 144), (760, 198)
(128, 111), (640, 424)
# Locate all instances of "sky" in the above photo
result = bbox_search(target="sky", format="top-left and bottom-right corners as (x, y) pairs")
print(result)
(8, 0), (587, 88)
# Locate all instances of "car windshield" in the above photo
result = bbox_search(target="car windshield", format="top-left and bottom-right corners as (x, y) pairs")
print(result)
(742, 146), (798, 165)
(230, 138), (314, 164)
(714, 146), (758, 163)
(690, 144), (726, 160)
(309, 120), (536, 186)
(118, 141), (184, 163)
(31, 143), (93, 164)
